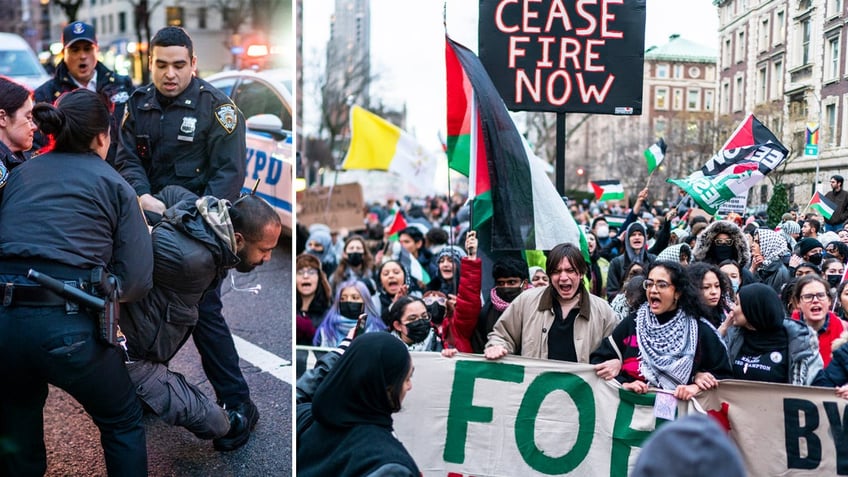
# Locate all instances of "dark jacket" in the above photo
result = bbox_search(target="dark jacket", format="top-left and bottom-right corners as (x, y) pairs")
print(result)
(813, 340), (848, 387)
(33, 61), (133, 164)
(115, 77), (246, 202)
(0, 140), (27, 193)
(120, 186), (239, 362)
(825, 188), (848, 225)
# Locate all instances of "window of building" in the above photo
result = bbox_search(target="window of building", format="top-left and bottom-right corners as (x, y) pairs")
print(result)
(673, 89), (683, 110)
(723, 38), (732, 66)
(655, 118), (667, 136)
(759, 18), (770, 51)
(655, 87), (668, 109)
(118, 12), (126, 33)
(828, 0), (843, 17)
(705, 90), (715, 111)
(656, 64), (669, 78)
(800, 18), (811, 65)
(826, 35), (840, 80)
(673, 64), (683, 78)
(733, 76), (744, 111)
(198, 7), (207, 29)
(826, 103), (838, 145)
(721, 81), (730, 114)
(108, 14), (113, 34)
(771, 61), (783, 100)
(687, 89), (700, 110)
(775, 10), (785, 44)
(736, 30), (746, 62)
(757, 67), (767, 103)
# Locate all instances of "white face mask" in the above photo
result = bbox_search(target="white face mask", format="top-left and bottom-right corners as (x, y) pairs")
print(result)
(730, 279), (740, 294)
(596, 225), (610, 238)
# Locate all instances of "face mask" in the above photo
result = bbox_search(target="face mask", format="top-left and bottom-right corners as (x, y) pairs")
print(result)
(730, 279), (740, 294)
(404, 319), (431, 343)
(338, 301), (364, 320)
(807, 253), (823, 266)
(712, 244), (734, 262)
(495, 286), (523, 303)
(426, 302), (447, 325)
(596, 225), (610, 239)
(827, 274), (842, 288)
(347, 252), (364, 266)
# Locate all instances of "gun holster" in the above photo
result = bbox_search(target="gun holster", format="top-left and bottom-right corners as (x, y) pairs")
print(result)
(90, 268), (120, 347)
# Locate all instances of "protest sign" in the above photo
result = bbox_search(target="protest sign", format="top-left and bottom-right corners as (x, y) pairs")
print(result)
(296, 182), (365, 231)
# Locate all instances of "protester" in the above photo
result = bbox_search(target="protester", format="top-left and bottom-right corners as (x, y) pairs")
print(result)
(296, 332), (419, 476)
(0, 89), (152, 476)
(388, 295), (443, 352)
(398, 226), (435, 280)
(427, 245), (466, 296)
(687, 262), (733, 328)
(372, 259), (416, 325)
(314, 279), (385, 348)
(721, 283), (822, 385)
(793, 262), (821, 278)
(791, 237), (824, 273)
(835, 281), (848, 323)
(446, 230), (483, 353)
(529, 265), (550, 288)
(485, 243), (618, 363)
(469, 256), (529, 353)
(0, 77), (36, 187)
(751, 228), (792, 294)
(329, 234), (377, 295)
(802, 218), (821, 239)
(586, 231), (609, 298)
(719, 259), (743, 300)
(607, 222), (656, 299)
(812, 331), (848, 399)
(825, 240), (848, 264)
(825, 175), (848, 232)
(296, 253), (332, 346)
(305, 227), (339, 276)
(655, 243), (691, 265)
(590, 261), (732, 400)
(630, 414), (746, 477)
(609, 261), (646, 321)
(790, 274), (845, 367)
(692, 220), (755, 285)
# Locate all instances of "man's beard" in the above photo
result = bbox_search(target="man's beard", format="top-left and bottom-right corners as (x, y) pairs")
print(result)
(235, 248), (258, 273)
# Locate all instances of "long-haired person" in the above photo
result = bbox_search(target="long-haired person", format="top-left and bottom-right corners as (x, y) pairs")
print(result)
(314, 279), (386, 348)
(0, 76), (36, 187)
(0, 89), (152, 476)
(296, 253), (332, 345)
(329, 234), (377, 295)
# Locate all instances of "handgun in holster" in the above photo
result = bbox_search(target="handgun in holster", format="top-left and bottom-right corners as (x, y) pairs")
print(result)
(90, 267), (121, 347)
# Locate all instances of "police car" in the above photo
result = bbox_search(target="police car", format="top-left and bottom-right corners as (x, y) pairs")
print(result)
(206, 69), (293, 235)
(0, 33), (50, 89)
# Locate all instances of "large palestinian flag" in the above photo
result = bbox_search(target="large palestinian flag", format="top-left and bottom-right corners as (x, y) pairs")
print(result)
(445, 36), (583, 252)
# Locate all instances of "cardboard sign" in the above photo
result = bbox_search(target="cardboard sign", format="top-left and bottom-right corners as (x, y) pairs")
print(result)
(296, 183), (365, 231)
(478, 0), (646, 114)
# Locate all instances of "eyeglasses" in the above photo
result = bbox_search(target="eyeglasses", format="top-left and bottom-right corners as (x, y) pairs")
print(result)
(423, 295), (447, 306)
(799, 292), (828, 303)
(714, 238), (733, 246)
(643, 279), (672, 291)
(402, 313), (430, 324)
(296, 268), (319, 277)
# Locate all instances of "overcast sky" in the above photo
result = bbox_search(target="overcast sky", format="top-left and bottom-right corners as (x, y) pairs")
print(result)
(301, 0), (721, 154)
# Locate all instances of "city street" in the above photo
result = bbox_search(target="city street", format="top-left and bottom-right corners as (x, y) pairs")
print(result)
(40, 240), (293, 476)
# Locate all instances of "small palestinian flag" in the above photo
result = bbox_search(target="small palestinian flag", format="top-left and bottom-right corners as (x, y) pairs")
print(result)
(644, 138), (666, 174)
(591, 180), (625, 202)
(809, 191), (835, 220)
(386, 210), (408, 239)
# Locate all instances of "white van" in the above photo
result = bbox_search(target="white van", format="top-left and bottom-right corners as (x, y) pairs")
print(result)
(0, 33), (50, 89)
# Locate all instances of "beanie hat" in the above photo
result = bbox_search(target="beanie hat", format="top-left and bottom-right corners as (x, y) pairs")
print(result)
(796, 237), (823, 257)
(436, 245), (466, 263)
(781, 221), (800, 236)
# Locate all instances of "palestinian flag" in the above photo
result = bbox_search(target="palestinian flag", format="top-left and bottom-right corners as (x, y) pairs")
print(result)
(445, 36), (583, 251)
(644, 138), (666, 174)
(591, 180), (625, 202)
(386, 210), (408, 239)
(667, 114), (788, 215)
(809, 192), (835, 220)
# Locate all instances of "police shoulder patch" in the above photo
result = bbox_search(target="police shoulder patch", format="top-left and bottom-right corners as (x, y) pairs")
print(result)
(0, 161), (8, 191)
(215, 103), (238, 134)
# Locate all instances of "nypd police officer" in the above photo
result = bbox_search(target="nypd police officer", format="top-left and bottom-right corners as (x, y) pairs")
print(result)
(0, 89), (153, 476)
(114, 26), (255, 451)
(33, 22), (133, 164)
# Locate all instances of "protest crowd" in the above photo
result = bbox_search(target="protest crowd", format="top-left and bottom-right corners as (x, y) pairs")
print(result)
(296, 178), (848, 475)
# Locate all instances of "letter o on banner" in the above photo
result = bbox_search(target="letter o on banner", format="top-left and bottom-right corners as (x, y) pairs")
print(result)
(514, 372), (595, 473)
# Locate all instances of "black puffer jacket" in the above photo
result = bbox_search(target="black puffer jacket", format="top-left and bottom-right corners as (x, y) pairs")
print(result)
(120, 186), (239, 362)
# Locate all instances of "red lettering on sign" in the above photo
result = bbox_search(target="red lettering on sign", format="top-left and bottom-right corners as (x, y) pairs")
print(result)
(508, 36), (530, 68)
(575, 0), (598, 36)
(559, 37), (582, 69)
(495, 0), (520, 33)
(576, 72), (615, 103)
(536, 36), (555, 68)
(545, 0), (571, 32)
(601, 0), (623, 38)
(584, 39), (604, 72)
(522, 0), (542, 33)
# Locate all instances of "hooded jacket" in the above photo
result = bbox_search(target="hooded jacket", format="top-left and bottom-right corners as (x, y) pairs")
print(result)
(120, 186), (239, 363)
(606, 222), (656, 298)
(692, 220), (751, 267)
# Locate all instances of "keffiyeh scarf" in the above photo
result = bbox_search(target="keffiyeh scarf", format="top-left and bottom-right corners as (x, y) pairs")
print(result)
(635, 303), (698, 390)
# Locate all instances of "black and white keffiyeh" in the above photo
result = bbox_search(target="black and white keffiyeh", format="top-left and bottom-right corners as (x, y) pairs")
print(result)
(635, 302), (698, 390)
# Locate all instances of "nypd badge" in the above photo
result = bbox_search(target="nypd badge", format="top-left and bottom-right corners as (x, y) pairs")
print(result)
(180, 116), (197, 135)
(215, 104), (238, 134)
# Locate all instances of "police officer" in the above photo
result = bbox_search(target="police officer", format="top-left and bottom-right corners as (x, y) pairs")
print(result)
(33, 22), (133, 164)
(0, 77), (36, 190)
(114, 26), (253, 451)
(0, 89), (152, 476)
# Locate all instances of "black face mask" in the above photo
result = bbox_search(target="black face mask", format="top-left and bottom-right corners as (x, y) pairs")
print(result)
(827, 274), (842, 288)
(807, 253), (823, 266)
(347, 252), (364, 266)
(404, 319), (431, 343)
(495, 286), (523, 303)
(426, 302), (447, 325)
(339, 301), (364, 320)
(712, 244), (734, 262)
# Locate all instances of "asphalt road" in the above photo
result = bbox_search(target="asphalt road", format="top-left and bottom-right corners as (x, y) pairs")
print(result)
(40, 240), (293, 476)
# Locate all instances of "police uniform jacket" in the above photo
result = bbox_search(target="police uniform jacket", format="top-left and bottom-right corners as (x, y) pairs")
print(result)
(0, 140), (27, 192)
(0, 151), (153, 301)
(120, 186), (240, 363)
(115, 77), (246, 202)
(33, 62), (133, 162)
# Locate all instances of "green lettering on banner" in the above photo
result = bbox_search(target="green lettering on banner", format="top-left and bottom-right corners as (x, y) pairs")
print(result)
(610, 389), (661, 476)
(823, 401), (848, 475)
(514, 372), (595, 474)
(443, 360), (524, 463)
(784, 398), (822, 470)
